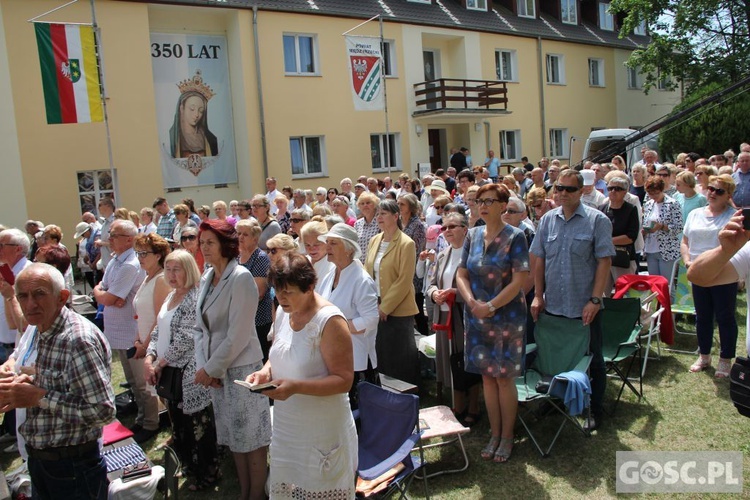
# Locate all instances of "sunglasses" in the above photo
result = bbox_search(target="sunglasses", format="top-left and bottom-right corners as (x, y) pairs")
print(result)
(290, 218), (304, 223)
(504, 209), (524, 215)
(267, 248), (280, 255)
(707, 185), (727, 195)
(440, 224), (463, 232)
(434, 205), (446, 210)
(607, 186), (625, 192)
(181, 234), (197, 241)
(554, 185), (579, 193)
(475, 198), (502, 207)
(656, 172), (670, 177)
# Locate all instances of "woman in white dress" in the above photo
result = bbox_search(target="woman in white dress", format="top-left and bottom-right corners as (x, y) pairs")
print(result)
(248, 253), (356, 499)
(317, 223), (379, 409)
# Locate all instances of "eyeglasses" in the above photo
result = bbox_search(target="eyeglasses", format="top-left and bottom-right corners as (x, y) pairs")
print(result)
(475, 198), (502, 207)
(290, 218), (304, 223)
(554, 185), (579, 193)
(0, 243), (19, 249)
(607, 186), (625, 192)
(135, 251), (154, 258)
(267, 248), (280, 255)
(181, 235), (197, 241)
(440, 224), (463, 232)
(251, 204), (265, 209)
(707, 185), (727, 195)
(656, 172), (670, 177)
(504, 209), (524, 215)
(108, 233), (127, 239)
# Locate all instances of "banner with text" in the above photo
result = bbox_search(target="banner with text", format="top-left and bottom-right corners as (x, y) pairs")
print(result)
(150, 33), (238, 188)
(345, 36), (384, 111)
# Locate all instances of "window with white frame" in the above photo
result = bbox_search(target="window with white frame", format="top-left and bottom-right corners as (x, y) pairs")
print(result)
(77, 169), (117, 217)
(518, 0), (536, 17)
(467, 0), (488, 11)
(546, 54), (565, 84)
(633, 21), (646, 35)
(499, 130), (522, 162)
(495, 49), (518, 82)
(382, 40), (396, 77)
(283, 34), (318, 75)
(598, 3), (614, 30)
(371, 133), (400, 171)
(549, 128), (569, 158)
(290, 136), (325, 176)
(627, 66), (640, 89)
(561, 0), (577, 24)
(657, 68), (672, 90)
(588, 58), (604, 87)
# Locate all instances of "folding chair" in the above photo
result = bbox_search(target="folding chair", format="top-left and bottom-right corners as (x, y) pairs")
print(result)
(601, 298), (643, 411)
(161, 446), (180, 499)
(355, 382), (428, 499)
(515, 312), (592, 457)
(669, 260), (699, 353)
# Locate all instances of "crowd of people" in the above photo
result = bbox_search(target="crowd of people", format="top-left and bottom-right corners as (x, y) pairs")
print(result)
(0, 144), (749, 498)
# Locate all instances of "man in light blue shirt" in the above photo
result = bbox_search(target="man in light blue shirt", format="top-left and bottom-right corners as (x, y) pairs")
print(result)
(484, 150), (501, 182)
(530, 169), (614, 431)
(732, 152), (750, 207)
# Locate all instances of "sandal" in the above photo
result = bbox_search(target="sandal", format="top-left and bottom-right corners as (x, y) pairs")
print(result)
(480, 436), (500, 461)
(715, 358), (732, 379)
(493, 437), (513, 463)
(462, 413), (482, 427)
(689, 355), (711, 373)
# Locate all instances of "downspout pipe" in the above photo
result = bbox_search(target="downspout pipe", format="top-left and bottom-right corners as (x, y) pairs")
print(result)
(537, 36), (546, 157)
(253, 6), (269, 179)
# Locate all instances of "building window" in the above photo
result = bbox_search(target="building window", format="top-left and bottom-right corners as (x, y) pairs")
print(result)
(627, 67), (640, 89)
(598, 3), (614, 30)
(549, 128), (569, 158)
(77, 169), (117, 217)
(283, 34), (318, 75)
(467, 0), (488, 11)
(633, 21), (646, 35)
(408, 0), (431, 3)
(290, 136), (325, 177)
(495, 49), (518, 82)
(561, 0), (577, 24)
(499, 130), (521, 162)
(382, 40), (396, 77)
(371, 133), (400, 171)
(518, 0), (536, 18)
(546, 54), (565, 84)
(657, 69), (672, 90)
(588, 58), (604, 87)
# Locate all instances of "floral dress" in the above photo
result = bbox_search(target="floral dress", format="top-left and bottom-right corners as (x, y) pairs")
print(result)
(460, 225), (530, 378)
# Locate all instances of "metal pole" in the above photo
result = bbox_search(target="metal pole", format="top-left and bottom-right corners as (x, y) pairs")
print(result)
(89, 0), (116, 201)
(380, 15), (391, 176)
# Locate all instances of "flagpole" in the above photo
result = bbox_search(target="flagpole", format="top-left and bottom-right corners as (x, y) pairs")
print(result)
(379, 15), (391, 177)
(89, 0), (116, 200)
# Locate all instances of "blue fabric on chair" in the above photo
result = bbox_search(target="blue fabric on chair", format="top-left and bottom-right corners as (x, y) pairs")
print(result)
(549, 370), (591, 416)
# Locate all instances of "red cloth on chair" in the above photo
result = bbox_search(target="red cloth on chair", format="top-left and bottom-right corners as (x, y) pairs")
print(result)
(102, 420), (134, 445)
(613, 274), (674, 345)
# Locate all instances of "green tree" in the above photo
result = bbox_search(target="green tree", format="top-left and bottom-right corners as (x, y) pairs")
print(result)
(610, 0), (750, 92)
(658, 81), (750, 156)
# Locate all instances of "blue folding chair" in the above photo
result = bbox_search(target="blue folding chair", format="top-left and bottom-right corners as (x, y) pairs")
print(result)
(355, 382), (428, 499)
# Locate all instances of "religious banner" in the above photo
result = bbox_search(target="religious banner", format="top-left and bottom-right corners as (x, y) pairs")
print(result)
(345, 36), (384, 111)
(34, 23), (103, 124)
(150, 33), (238, 188)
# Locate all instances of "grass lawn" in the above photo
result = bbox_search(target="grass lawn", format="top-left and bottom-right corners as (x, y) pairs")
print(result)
(3, 303), (749, 499)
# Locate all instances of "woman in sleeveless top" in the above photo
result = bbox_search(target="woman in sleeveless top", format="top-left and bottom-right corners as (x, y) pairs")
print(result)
(248, 253), (356, 499)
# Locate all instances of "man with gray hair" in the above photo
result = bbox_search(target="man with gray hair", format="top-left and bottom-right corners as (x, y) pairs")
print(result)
(0, 263), (114, 499)
(95, 197), (116, 269)
(24, 221), (43, 261)
(512, 167), (534, 199)
(93, 220), (156, 443)
(292, 189), (312, 217)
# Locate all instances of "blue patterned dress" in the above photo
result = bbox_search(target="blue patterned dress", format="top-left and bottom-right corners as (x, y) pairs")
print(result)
(460, 224), (530, 378)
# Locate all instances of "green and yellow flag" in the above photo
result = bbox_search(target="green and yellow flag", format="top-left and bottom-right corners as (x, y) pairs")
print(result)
(34, 23), (103, 124)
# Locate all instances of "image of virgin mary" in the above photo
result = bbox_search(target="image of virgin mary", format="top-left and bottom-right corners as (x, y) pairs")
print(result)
(169, 70), (219, 158)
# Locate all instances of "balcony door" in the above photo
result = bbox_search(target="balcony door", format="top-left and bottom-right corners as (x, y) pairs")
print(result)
(423, 50), (441, 110)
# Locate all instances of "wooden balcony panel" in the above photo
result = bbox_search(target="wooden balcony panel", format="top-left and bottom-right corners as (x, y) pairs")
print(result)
(413, 78), (509, 115)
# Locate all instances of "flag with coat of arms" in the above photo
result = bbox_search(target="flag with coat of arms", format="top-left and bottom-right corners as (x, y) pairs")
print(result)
(345, 36), (384, 111)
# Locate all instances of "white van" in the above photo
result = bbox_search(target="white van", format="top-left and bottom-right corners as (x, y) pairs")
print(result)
(577, 129), (659, 171)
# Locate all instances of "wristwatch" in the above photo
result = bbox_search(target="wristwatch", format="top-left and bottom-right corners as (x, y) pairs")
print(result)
(38, 392), (51, 410)
(488, 302), (497, 313)
(589, 297), (602, 305)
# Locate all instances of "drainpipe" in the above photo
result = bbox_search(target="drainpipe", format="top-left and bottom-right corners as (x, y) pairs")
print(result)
(537, 36), (546, 157)
(253, 6), (269, 179)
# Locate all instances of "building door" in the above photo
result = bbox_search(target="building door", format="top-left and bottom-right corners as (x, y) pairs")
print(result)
(428, 129), (442, 172)
(423, 50), (440, 110)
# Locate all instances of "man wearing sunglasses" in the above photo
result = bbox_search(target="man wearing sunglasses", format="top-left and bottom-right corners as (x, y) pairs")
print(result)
(530, 170), (615, 431)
